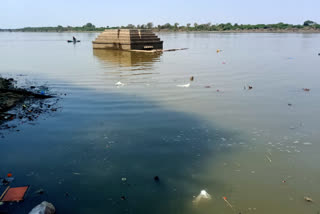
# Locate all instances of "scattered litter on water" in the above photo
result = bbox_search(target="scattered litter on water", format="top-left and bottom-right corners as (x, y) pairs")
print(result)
(163, 48), (188, 52)
(115, 81), (124, 87)
(29, 201), (55, 214)
(1, 186), (29, 202)
(154, 176), (160, 182)
(266, 155), (272, 163)
(193, 190), (211, 204)
(304, 196), (313, 202)
(177, 83), (190, 88)
(222, 196), (234, 209)
(302, 88), (310, 92)
(35, 189), (45, 195)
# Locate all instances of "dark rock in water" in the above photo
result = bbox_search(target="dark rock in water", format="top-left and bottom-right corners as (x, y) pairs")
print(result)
(29, 201), (55, 214)
(154, 176), (160, 182)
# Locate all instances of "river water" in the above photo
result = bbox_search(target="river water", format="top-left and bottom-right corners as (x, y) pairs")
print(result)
(0, 32), (320, 213)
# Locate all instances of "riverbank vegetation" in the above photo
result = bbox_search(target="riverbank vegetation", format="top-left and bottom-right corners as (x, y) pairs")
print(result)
(1, 21), (320, 32)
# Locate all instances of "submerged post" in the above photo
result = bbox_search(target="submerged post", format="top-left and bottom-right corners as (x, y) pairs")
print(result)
(92, 29), (163, 51)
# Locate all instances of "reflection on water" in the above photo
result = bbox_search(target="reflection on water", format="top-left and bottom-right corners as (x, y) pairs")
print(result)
(93, 49), (162, 69)
(93, 49), (162, 84)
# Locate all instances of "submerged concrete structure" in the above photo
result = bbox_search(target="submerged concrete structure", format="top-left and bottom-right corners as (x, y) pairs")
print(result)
(92, 29), (163, 51)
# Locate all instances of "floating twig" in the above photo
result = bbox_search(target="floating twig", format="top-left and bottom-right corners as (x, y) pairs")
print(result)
(266, 155), (272, 163)
(223, 196), (234, 209)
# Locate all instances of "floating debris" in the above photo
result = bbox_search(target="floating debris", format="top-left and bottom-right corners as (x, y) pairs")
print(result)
(154, 176), (160, 182)
(1, 186), (29, 202)
(115, 81), (124, 87)
(193, 190), (211, 204)
(35, 188), (45, 195)
(266, 155), (272, 163)
(190, 76), (194, 81)
(177, 83), (190, 88)
(222, 196), (234, 209)
(302, 88), (310, 92)
(163, 48), (188, 52)
(121, 177), (127, 182)
(29, 201), (55, 214)
(303, 142), (312, 145)
(248, 86), (253, 90)
(304, 196), (313, 202)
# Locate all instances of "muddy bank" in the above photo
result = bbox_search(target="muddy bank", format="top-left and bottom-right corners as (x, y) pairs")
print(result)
(0, 77), (57, 131)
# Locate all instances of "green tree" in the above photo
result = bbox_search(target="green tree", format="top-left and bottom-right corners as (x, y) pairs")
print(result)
(174, 22), (179, 30)
(303, 20), (316, 26)
(163, 23), (172, 29)
(126, 24), (135, 29)
(146, 22), (154, 29)
(82, 23), (96, 31)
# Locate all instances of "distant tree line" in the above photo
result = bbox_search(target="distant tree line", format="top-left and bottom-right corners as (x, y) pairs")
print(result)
(1, 21), (320, 32)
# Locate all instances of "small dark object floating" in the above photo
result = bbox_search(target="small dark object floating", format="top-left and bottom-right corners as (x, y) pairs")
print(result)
(154, 176), (160, 182)
(248, 86), (253, 90)
(121, 196), (126, 200)
(302, 88), (310, 92)
(67, 40), (81, 43)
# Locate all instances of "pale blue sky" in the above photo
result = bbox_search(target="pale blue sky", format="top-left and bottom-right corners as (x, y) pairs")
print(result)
(1, 0), (319, 28)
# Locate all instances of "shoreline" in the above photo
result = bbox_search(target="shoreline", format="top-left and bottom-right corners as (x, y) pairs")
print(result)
(1, 29), (320, 34)
(155, 29), (320, 33)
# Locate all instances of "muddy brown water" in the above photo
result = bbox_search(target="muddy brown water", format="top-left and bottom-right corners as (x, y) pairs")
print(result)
(0, 32), (320, 213)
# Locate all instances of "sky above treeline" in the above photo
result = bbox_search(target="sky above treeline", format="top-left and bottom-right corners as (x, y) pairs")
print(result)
(1, 0), (319, 28)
